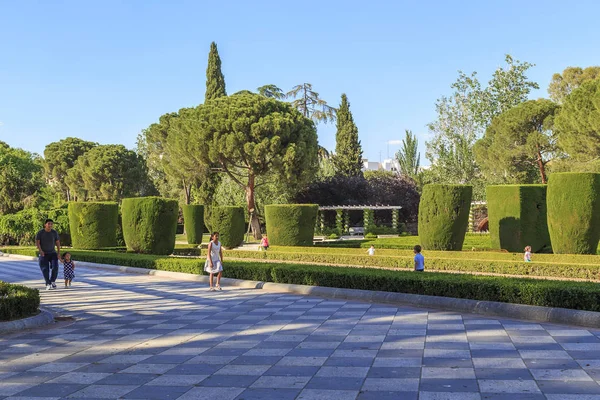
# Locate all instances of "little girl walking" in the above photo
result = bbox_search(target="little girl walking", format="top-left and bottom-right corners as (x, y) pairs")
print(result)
(204, 232), (223, 291)
(61, 252), (76, 288)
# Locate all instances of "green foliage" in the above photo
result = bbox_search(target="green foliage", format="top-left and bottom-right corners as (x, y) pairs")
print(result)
(555, 79), (600, 164)
(182, 204), (204, 245)
(121, 197), (178, 255)
(475, 100), (559, 184)
(487, 185), (550, 253)
(43, 137), (97, 201)
(205, 42), (226, 101)
(395, 130), (420, 182)
(265, 204), (318, 246)
(328, 233), (340, 240)
(547, 173), (600, 254)
(0, 141), (44, 214)
(286, 83), (336, 124)
(418, 184), (472, 251)
(0, 281), (40, 321)
(548, 66), (600, 104)
(66, 145), (153, 201)
(0, 207), (70, 246)
(363, 209), (375, 233)
(364, 233), (377, 239)
(209, 206), (245, 248)
(257, 84), (284, 99)
(68, 202), (118, 249)
(333, 94), (363, 177)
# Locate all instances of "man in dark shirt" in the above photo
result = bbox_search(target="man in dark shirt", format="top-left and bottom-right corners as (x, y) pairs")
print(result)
(35, 219), (61, 290)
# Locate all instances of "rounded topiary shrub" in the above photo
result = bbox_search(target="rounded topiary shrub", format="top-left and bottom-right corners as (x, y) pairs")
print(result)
(265, 204), (318, 246)
(121, 197), (178, 255)
(68, 202), (118, 249)
(418, 184), (472, 251)
(209, 206), (245, 249)
(0, 281), (40, 321)
(487, 185), (550, 253)
(182, 205), (204, 245)
(547, 173), (600, 254)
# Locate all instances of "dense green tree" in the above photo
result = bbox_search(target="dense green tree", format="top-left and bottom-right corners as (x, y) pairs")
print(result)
(66, 144), (152, 201)
(548, 66), (600, 104)
(475, 99), (559, 184)
(0, 141), (44, 214)
(43, 137), (97, 201)
(554, 79), (600, 167)
(205, 42), (226, 101)
(333, 94), (363, 177)
(184, 92), (319, 238)
(396, 130), (420, 181)
(257, 84), (285, 99)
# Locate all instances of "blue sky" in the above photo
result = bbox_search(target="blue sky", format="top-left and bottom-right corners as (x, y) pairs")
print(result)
(1, 0), (599, 164)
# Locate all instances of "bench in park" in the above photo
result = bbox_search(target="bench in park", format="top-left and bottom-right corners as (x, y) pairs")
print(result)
(349, 227), (365, 236)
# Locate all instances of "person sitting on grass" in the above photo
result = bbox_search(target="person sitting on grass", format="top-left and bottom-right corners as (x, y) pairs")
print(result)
(260, 235), (269, 251)
(414, 245), (424, 272)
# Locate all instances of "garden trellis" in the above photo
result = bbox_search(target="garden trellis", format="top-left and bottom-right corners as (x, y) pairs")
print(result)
(317, 205), (403, 234)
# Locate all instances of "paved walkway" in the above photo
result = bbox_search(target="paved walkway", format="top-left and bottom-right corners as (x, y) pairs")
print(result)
(1, 258), (600, 399)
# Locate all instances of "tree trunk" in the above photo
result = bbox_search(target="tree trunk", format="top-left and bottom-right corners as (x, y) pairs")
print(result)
(245, 174), (262, 240)
(536, 146), (547, 184)
(183, 179), (191, 205)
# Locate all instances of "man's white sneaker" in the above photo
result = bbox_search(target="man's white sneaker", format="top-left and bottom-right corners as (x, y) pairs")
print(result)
(46, 285), (51, 291)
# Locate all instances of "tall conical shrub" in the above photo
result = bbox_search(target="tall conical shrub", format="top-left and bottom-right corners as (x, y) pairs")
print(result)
(182, 204), (204, 245)
(122, 197), (178, 255)
(547, 173), (600, 254)
(205, 42), (226, 101)
(418, 184), (472, 251)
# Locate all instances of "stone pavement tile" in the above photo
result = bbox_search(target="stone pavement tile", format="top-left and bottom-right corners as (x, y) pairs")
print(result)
(1, 372), (63, 384)
(333, 350), (378, 358)
(511, 336), (556, 344)
(421, 367), (475, 379)
(0, 383), (36, 397)
(28, 363), (89, 373)
(250, 376), (310, 389)
(297, 389), (359, 399)
(425, 342), (470, 350)
(214, 365), (271, 376)
(164, 364), (221, 375)
(337, 342), (381, 351)
(286, 349), (336, 357)
(469, 343), (515, 350)
(418, 392), (481, 400)
(475, 368), (533, 380)
(470, 350), (521, 358)
(372, 357), (421, 367)
(16, 383), (87, 398)
(362, 378), (420, 391)
(185, 355), (237, 364)
(5, 396), (63, 400)
(263, 366), (320, 377)
(356, 391), (418, 400)
(537, 380), (600, 394)
(316, 366), (369, 378)
(367, 367), (420, 379)
(276, 357), (327, 367)
(472, 358), (526, 368)
(74, 362), (132, 373)
(95, 373), (158, 385)
(423, 349), (470, 358)
(547, 330), (593, 337)
(582, 369), (600, 381)
(519, 350), (572, 359)
(119, 363), (176, 374)
(524, 359), (580, 369)
(46, 372), (111, 384)
(138, 355), (194, 364)
(304, 335), (347, 343)
(569, 351), (600, 360)
(381, 342), (424, 350)
(546, 396), (600, 400)
(244, 348), (291, 356)
(512, 343), (563, 351)
(122, 385), (191, 399)
(234, 388), (301, 400)
(323, 357), (373, 367)
(377, 349), (423, 358)
(200, 375), (259, 388)
(231, 356), (282, 365)
(145, 374), (207, 386)
(478, 379), (540, 393)
(530, 368), (592, 381)
(419, 379), (479, 392)
(477, 394), (545, 400)
(306, 377), (363, 390)
(159, 347), (209, 356)
(422, 358), (473, 367)
(65, 384), (139, 398)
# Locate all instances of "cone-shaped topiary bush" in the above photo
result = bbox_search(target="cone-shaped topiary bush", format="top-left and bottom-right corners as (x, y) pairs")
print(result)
(182, 205), (204, 245)
(68, 202), (118, 249)
(209, 206), (245, 249)
(265, 204), (318, 246)
(487, 185), (550, 253)
(121, 197), (178, 255)
(547, 173), (600, 254)
(418, 184), (472, 251)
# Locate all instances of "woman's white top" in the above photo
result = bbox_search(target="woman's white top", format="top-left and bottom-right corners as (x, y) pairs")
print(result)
(209, 241), (221, 261)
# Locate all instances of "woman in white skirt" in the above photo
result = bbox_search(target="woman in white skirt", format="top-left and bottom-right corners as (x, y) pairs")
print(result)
(205, 232), (223, 291)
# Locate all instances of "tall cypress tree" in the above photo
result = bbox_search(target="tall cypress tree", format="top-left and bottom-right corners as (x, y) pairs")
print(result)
(334, 94), (363, 176)
(205, 42), (226, 101)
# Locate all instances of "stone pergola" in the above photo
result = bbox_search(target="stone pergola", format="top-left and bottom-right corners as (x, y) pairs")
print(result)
(317, 205), (403, 234)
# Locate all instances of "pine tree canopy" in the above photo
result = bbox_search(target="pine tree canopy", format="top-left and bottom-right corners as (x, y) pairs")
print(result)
(205, 42), (226, 101)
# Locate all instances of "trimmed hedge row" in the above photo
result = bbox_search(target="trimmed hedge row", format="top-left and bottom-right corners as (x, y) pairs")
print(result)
(208, 206), (245, 249)
(182, 205), (204, 245)
(0, 281), (40, 321)
(68, 202), (119, 249)
(548, 173), (600, 254)
(487, 185), (550, 253)
(418, 184), (472, 251)
(314, 234), (492, 250)
(265, 204), (318, 246)
(3, 248), (600, 311)
(122, 197), (178, 255)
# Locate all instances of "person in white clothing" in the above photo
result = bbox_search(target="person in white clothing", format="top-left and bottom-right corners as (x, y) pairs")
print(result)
(367, 245), (375, 256)
(205, 232), (224, 291)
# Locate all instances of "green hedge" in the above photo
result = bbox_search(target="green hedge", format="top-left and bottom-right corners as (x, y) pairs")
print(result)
(265, 204), (318, 246)
(121, 197), (178, 255)
(487, 185), (550, 253)
(548, 173), (600, 254)
(4, 248), (600, 312)
(182, 205), (204, 245)
(0, 281), (40, 321)
(209, 206), (245, 249)
(68, 202), (118, 249)
(0, 207), (70, 246)
(418, 184), (472, 251)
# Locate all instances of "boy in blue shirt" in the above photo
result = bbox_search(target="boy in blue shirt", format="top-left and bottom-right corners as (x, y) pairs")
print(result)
(414, 245), (424, 272)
